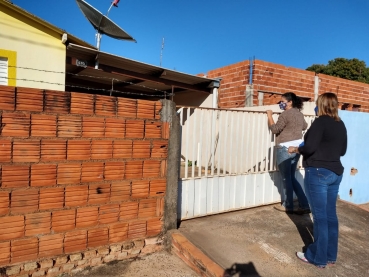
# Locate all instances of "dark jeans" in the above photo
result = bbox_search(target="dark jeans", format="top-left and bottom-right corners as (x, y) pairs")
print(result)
(276, 147), (309, 211)
(304, 167), (343, 267)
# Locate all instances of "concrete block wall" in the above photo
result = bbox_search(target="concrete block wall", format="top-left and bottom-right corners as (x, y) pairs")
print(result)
(207, 59), (369, 112)
(207, 60), (250, 108)
(0, 85), (168, 274)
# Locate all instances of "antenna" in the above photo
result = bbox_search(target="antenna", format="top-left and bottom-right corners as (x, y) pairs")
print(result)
(75, 0), (136, 69)
(160, 37), (165, 67)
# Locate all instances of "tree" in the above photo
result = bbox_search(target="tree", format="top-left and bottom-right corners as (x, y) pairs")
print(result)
(306, 58), (369, 84)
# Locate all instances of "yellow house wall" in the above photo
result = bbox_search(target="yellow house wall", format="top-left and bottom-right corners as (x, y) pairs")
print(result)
(0, 6), (65, 90)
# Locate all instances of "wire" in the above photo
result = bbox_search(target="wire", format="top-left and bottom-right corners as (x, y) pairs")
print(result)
(0, 76), (172, 98)
(3, 65), (169, 94)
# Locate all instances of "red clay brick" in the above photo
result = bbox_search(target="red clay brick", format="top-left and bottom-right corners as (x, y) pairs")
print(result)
(0, 139), (11, 162)
(39, 233), (64, 258)
(128, 220), (146, 239)
(0, 86), (15, 111)
(151, 140), (168, 158)
(138, 199), (157, 218)
(64, 230), (87, 254)
(162, 122), (169, 139)
(82, 117), (105, 138)
(120, 202), (138, 221)
(117, 98), (136, 118)
(40, 140), (67, 161)
(112, 140), (132, 159)
(70, 92), (94, 115)
(95, 95), (116, 117)
(104, 162), (125, 180)
(65, 185), (88, 207)
(67, 140), (90, 160)
(132, 141), (151, 158)
(0, 215), (24, 240)
(81, 162), (104, 183)
(105, 118), (125, 138)
(147, 217), (162, 236)
(11, 189), (39, 214)
(39, 187), (64, 210)
(145, 121), (162, 138)
(88, 227), (109, 248)
(58, 115), (81, 138)
(1, 165), (29, 188)
(157, 197), (164, 217)
(155, 101), (162, 120)
(125, 161), (143, 179)
(44, 90), (70, 114)
(91, 140), (113, 159)
(12, 140), (40, 162)
(110, 181), (130, 202)
(0, 241), (10, 266)
(0, 191), (9, 215)
(131, 180), (149, 199)
(125, 120), (144, 138)
(88, 183), (110, 205)
(16, 87), (44, 112)
(25, 212), (51, 236)
(1, 113), (30, 137)
(137, 100), (155, 119)
(31, 164), (57, 187)
(11, 237), (38, 264)
(57, 163), (81, 185)
(109, 222), (128, 243)
(143, 160), (161, 178)
(160, 160), (167, 177)
(31, 114), (57, 137)
(52, 209), (76, 233)
(76, 206), (98, 228)
(149, 179), (166, 197)
(99, 204), (119, 225)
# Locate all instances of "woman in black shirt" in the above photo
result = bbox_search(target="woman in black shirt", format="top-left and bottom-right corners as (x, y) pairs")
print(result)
(289, 92), (347, 268)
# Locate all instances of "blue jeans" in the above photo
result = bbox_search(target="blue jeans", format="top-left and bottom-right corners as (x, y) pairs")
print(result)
(304, 167), (343, 267)
(276, 147), (309, 211)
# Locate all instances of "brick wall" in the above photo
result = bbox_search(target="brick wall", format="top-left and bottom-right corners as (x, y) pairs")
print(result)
(0, 85), (168, 275)
(207, 60), (250, 108)
(208, 59), (369, 112)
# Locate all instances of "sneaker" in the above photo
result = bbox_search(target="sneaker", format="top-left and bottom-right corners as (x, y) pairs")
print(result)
(294, 208), (311, 215)
(273, 205), (293, 214)
(296, 252), (326, 269)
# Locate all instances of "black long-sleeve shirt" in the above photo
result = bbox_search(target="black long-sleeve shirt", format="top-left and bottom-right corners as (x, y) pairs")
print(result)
(298, 115), (347, 175)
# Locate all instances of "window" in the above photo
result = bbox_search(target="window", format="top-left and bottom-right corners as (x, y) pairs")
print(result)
(0, 57), (8, 85)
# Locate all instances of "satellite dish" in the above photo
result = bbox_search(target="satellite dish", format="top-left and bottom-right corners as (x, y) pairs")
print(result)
(76, 0), (136, 68)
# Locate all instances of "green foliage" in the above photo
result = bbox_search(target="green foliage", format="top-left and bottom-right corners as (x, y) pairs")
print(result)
(306, 58), (369, 84)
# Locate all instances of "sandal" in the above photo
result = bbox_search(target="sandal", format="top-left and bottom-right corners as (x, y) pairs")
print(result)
(296, 252), (326, 269)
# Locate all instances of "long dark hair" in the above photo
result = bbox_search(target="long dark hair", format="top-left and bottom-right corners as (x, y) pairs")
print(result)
(282, 92), (303, 110)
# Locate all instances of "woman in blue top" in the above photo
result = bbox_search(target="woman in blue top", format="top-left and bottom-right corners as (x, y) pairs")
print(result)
(289, 92), (347, 268)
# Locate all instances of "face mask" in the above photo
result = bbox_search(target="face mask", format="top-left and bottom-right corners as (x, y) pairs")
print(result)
(314, 106), (318, 116)
(279, 102), (287, 110)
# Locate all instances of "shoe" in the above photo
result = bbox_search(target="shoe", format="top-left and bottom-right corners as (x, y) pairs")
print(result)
(294, 208), (311, 215)
(296, 252), (326, 269)
(273, 205), (293, 214)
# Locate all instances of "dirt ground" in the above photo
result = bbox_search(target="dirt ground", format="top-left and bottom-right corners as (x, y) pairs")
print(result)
(66, 251), (198, 277)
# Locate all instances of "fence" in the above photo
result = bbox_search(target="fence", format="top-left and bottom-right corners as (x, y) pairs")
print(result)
(177, 106), (316, 220)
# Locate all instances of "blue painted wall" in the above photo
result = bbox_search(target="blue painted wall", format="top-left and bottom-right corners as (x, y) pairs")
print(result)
(339, 110), (369, 204)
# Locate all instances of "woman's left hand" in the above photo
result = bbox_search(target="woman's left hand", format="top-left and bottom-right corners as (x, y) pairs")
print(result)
(288, 146), (296, 154)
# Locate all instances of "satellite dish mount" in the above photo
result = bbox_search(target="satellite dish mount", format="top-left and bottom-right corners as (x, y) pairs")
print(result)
(76, 0), (136, 69)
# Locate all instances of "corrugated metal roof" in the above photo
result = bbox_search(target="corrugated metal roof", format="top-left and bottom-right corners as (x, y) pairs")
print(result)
(66, 43), (220, 98)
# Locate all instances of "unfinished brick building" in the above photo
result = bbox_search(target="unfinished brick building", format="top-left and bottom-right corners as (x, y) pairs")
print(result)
(207, 59), (369, 112)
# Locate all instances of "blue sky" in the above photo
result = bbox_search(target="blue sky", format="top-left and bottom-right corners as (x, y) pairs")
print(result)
(12, 0), (369, 75)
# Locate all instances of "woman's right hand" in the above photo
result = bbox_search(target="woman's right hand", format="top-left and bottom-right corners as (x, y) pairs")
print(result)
(266, 110), (273, 117)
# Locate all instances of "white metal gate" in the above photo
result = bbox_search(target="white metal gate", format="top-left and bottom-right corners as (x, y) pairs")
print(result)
(177, 106), (315, 220)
